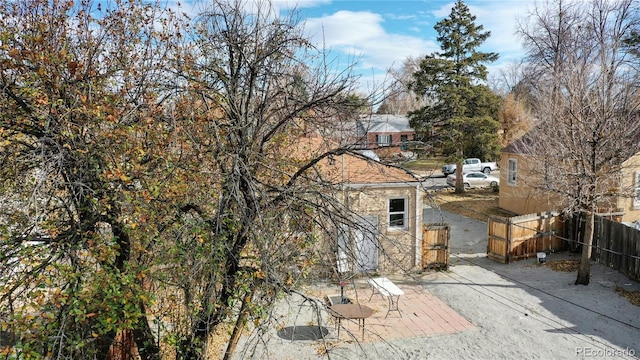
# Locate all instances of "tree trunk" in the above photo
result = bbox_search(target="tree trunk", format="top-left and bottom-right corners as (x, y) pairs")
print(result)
(132, 304), (162, 360)
(223, 295), (250, 360)
(454, 149), (465, 194)
(175, 222), (249, 360)
(96, 330), (118, 360)
(575, 211), (594, 285)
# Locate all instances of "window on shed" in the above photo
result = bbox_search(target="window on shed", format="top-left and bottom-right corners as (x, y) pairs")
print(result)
(507, 158), (517, 186)
(388, 197), (407, 229)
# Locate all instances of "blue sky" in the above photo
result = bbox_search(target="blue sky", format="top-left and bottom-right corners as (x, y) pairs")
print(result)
(174, 1), (535, 92)
(281, 0), (533, 91)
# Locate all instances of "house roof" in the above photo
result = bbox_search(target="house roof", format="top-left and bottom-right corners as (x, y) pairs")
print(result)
(326, 152), (417, 184)
(359, 114), (413, 133)
(502, 121), (551, 155)
(502, 131), (536, 155)
(503, 118), (640, 158)
(291, 137), (417, 185)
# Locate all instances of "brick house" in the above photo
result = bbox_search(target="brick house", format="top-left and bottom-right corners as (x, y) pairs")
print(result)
(358, 114), (416, 158)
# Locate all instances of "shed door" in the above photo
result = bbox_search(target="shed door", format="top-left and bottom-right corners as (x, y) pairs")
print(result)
(354, 216), (379, 273)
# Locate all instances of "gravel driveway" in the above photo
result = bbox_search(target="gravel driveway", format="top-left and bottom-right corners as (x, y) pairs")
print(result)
(231, 210), (640, 360)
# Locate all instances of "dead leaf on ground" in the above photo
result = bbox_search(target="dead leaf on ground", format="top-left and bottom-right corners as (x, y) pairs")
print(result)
(545, 260), (581, 272)
(615, 287), (640, 307)
(433, 188), (514, 222)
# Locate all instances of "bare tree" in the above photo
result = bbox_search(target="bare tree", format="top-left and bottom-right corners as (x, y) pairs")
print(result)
(516, 0), (640, 285)
(1, 0), (424, 358)
(151, 1), (410, 358)
(0, 0), (356, 359)
(379, 57), (426, 115)
(498, 92), (533, 146)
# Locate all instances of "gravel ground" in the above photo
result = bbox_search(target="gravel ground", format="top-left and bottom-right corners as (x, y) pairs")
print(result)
(229, 210), (640, 360)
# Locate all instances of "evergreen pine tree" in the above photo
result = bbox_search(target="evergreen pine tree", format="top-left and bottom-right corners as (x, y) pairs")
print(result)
(409, 0), (501, 193)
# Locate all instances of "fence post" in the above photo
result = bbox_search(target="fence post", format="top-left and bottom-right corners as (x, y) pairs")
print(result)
(506, 217), (512, 264)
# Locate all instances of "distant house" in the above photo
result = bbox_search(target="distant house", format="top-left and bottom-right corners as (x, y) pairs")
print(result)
(294, 137), (425, 275)
(357, 114), (416, 158)
(499, 134), (639, 222)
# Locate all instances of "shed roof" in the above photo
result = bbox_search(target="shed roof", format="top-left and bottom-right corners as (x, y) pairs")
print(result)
(292, 137), (416, 185)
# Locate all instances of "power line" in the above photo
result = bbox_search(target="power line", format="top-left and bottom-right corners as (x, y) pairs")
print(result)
(452, 253), (640, 331)
(423, 191), (640, 356)
(435, 252), (640, 359)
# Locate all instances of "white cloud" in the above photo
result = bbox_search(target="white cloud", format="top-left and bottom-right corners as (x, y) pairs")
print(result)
(272, 0), (332, 12)
(468, 1), (532, 62)
(432, 2), (456, 18)
(299, 1), (532, 83)
(428, 0), (532, 81)
(303, 10), (438, 72)
(305, 11), (386, 46)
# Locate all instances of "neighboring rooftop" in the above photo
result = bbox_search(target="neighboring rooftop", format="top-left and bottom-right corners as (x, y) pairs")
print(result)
(359, 114), (413, 133)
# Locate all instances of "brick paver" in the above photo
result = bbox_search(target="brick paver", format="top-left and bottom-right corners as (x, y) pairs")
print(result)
(329, 281), (475, 343)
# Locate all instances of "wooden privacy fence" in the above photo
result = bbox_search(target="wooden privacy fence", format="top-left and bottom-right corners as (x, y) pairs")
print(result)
(585, 215), (640, 281)
(487, 212), (566, 264)
(422, 223), (449, 270)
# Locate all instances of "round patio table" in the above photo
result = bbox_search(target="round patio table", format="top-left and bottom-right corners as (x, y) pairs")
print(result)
(328, 304), (374, 340)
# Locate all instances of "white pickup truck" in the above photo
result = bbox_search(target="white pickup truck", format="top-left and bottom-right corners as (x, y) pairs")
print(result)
(442, 158), (498, 175)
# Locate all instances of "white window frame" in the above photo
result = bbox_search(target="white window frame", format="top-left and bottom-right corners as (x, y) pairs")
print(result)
(634, 171), (640, 209)
(507, 158), (518, 186)
(376, 134), (392, 147)
(388, 197), (408, 230)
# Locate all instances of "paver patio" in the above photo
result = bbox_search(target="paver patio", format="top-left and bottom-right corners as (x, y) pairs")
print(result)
(329, 281), (475, 343)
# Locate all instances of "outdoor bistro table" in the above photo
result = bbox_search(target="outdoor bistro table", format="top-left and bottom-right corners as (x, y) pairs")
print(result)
(328, 304), (374, 340)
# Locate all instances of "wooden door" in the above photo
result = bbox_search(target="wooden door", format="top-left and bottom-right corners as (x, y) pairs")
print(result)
(422, 223), (449, 270)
